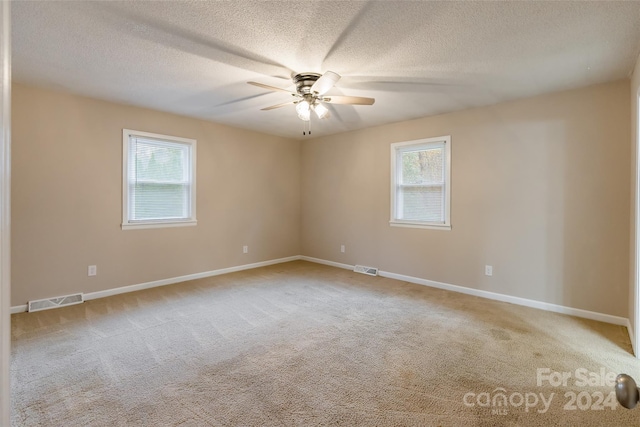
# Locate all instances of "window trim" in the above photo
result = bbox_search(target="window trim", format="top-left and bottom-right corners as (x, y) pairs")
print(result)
(390, 135), (451, 231)
(122, 129), (197, 230)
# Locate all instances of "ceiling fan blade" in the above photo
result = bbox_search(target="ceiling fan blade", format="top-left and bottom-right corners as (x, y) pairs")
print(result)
(323, 95), (375, 106)
(261, 101), (295, 111)
(311, 71), (341, 95)
(248, 81), (292, 93)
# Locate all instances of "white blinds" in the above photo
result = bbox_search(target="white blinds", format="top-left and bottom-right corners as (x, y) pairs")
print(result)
(396, 143), (445, 223)
(128, 136), (192, 222)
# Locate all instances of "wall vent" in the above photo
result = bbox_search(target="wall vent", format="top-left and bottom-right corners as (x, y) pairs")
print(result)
(28, 293), (84, 312)
(354, 265), (379, 276)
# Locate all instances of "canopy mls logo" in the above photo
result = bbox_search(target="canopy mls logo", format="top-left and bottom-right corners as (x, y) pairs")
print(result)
(463, 388), (554, 415)
(463, 367), (620, 416)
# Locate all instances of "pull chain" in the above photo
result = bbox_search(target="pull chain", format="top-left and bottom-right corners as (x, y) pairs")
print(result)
(302, 117), (312, 136)
(302, 118), (312, 136)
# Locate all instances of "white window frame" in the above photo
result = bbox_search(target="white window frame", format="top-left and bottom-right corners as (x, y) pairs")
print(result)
(390, 135), (451, 230)
(122, 129), (197, 230)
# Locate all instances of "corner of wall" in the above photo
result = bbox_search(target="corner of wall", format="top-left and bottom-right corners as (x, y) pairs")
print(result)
(629, 50), (640, 358)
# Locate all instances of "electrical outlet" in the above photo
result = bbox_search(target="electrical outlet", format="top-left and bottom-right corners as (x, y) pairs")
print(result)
(88, 265), (97, 276)
(485, 265), (493, 276)
(340, 245), (345, 253)
(243, 246), (248, 254)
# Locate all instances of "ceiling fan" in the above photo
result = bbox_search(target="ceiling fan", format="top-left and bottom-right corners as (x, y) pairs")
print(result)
(247, 71), (375, 127)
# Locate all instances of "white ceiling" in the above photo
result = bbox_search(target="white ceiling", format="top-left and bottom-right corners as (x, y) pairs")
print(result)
(11, 1), (640, 140)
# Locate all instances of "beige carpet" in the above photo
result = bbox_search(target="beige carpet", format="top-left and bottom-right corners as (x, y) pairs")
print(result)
(10, 260), (640, 426)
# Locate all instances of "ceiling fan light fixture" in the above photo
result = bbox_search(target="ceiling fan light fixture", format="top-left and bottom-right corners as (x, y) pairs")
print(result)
(296, 100), (310, 121)
(312, 102), (329, 119)
(248, 70), (374, 127)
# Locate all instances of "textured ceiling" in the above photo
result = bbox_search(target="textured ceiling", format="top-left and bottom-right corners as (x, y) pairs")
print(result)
(11, 1), (640, 139)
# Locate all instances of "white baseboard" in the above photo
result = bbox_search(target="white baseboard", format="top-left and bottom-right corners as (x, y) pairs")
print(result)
(379, 270), (628, 326)
(84, 255), (301, 301)
(9, 254), (631, 330)
(10, 305), (26, 314)
(10, 255), (301, 313)
(300, 256), (629, 327)
(299, 256), (353, 271)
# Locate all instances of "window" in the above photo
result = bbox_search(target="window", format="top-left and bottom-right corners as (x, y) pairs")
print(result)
(390, 136), (451, 230)
(122, 129), (196, 230)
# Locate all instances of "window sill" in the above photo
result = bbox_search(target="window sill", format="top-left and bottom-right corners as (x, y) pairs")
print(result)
(389, 220), (451, 231)
(122, 220), (197, 230)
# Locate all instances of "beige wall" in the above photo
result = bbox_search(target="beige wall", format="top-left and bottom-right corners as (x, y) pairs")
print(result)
(11, 84), (301, 305)
(630, 55), (640, 342)
(302, 80), (631, 317)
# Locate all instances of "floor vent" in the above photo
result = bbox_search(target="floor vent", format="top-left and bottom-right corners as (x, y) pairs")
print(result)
(28, 293), (84, 312)
(354, 265), (379, 276)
